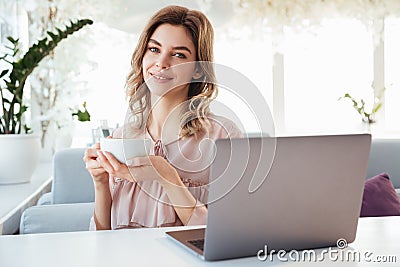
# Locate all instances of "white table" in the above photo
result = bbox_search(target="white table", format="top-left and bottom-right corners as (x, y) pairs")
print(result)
(0, 216), (399, 266)
(0, 163), (52, 235)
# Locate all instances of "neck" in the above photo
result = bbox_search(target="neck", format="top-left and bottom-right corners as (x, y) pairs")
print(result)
(147, 94), (187, 142)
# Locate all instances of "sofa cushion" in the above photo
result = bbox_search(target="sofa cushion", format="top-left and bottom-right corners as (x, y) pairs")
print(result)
(20, 202), (94, 234)
(360, 173), (400, 217)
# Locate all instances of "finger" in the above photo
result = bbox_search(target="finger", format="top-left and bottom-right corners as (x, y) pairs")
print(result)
(85, 159), (102, 169)
(101, 151), (135, 182)
(97, 151), (114, 173)
(96, 150), (112, 169)
(93, 142), (101, 149)
(85, 147), (100, 159)
(102, 151), (123, 170)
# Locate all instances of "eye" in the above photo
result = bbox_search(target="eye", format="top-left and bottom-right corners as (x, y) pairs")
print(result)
(172, 52), (186, 59)
(148, 47), (160, 53)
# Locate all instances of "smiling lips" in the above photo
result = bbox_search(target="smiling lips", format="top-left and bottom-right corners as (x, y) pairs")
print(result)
(150, 72), (173, 83)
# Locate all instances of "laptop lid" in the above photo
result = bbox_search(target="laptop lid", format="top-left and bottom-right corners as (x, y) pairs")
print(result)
(202, 134), (371, 261)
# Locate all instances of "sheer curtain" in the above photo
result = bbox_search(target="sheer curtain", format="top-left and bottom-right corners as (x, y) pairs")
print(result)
(52, 5), (400, 146)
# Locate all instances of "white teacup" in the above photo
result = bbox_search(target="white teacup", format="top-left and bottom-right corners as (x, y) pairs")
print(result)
(99, 138), (151, 163)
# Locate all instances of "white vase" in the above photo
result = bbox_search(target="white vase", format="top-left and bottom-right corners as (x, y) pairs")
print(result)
(41, 122), (75, 162)
(0, 134), (41, 184)
(55, 124), (75, 151)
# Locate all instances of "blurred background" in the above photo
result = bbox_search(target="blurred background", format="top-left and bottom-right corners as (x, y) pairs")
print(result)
(1, 0), (400, 152)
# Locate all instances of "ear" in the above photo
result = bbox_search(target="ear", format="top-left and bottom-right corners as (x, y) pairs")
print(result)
(192, 65), (203, 80)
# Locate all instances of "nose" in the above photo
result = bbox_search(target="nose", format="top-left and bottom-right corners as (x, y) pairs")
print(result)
(155, 53), (170, 70)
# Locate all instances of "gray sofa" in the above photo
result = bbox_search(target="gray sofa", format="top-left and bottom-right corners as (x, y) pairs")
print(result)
(20, 148), (95, 234)
(19, 138), (400, 234)
(367, 139), (400, 188)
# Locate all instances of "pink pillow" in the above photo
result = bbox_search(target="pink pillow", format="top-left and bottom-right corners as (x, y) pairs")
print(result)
(360, 173), (400, 217)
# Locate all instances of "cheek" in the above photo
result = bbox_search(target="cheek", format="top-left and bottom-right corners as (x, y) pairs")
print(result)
(182, 70), (195, 83)
(142, 56), (150, 73)
(175, 63), (197, 82)
(142, 53), (155, 74)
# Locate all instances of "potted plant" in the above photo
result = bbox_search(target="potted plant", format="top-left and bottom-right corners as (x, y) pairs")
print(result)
(71, 101), (91, 122)
(339, 86), (385, 126)
(0, 19), (93, 184)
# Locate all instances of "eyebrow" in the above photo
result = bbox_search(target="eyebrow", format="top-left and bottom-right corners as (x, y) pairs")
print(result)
(149, 39), (192, 54)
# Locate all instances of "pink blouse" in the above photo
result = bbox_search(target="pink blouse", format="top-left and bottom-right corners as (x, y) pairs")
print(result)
(90, 114), (242, 230)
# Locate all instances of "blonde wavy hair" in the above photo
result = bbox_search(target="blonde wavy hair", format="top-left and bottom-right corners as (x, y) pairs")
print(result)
(125, 5), (217, 137)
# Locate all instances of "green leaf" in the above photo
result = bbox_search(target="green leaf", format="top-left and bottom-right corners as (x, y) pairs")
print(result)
(56, 28), (67, 39)
(72, 109), (91, 122)
(23, 124), (31, 134)
(0, 69), (8, 78)
(1, 98), (11, 104)
(2, 19), (93, 135)
(372, 103), (382, 114)
(4, 45), (14, 51)
(37, 39), (47, 47)
(6, 36), (18, 44)
(47, 31), (58, 40)
(12, 48), (20, 57)
(15, 105), (28, 120)
(20, 105), (28, 113)
(71, 101), (91, 122)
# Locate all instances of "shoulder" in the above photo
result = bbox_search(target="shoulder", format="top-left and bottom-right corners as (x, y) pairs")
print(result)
(205, 114), (243, 139)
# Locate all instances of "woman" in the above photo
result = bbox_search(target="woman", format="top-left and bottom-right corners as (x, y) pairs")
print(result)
(84, 5), (242, 230)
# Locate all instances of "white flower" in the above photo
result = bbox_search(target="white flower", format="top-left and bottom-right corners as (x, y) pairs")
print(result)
(231, 0), (400, 39)
(213, 0), (400, 52)
(21, 0), (109, 145)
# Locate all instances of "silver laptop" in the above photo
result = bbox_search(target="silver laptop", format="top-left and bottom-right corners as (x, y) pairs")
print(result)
(166, 134), (371, 261)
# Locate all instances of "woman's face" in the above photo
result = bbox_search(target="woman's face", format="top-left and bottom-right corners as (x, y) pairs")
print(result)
(142, 23), (201, 99)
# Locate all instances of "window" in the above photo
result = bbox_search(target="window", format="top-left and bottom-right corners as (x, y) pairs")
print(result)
(214, 38), (273, 134)
(385, 18), (400, 133)
(284, 19), (374, 134)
